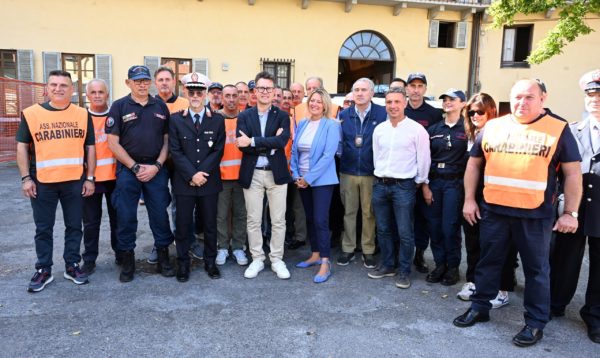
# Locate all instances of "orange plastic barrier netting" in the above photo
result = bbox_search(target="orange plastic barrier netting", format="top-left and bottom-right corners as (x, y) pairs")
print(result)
(0, 77), (47, 162)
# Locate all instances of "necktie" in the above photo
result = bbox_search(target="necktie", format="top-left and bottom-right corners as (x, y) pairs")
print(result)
(194, 113), (201, 131)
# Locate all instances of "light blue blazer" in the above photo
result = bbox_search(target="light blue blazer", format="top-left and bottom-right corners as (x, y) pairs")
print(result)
(291, 118), (340, 186)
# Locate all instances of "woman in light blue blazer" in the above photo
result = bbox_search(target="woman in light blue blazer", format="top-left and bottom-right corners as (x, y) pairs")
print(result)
(291, 88), (340, 283)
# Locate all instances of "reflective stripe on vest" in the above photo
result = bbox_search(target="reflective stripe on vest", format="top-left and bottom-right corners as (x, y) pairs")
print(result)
(220, 117), (243, 180)
(23, 104), (88, 183)
(482, 114), (566, 209)
(91, 113), (117, 181)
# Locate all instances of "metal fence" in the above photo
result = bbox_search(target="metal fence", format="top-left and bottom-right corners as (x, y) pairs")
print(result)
(0, 77), (47, 162)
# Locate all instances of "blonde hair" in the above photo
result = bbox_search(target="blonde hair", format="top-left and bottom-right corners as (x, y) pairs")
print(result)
(307, 88), (332, 119)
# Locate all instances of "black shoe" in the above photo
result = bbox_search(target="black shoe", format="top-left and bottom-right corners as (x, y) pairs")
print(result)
(550, 307), (565, 319)
(413, 248), (429, 273)
(336, 252), (355, 266)
(441, 267), (459, 286)
(589, 330), (600, 344)
(176, 262), (190, 283)
(119, 250), (135, 283)
(205, 264), (221, 279)
(286, 239), (306, 250)
(368, 266), (397, 279)
(362, 254), (377, 269)
(114, 252), (123, 266)
(426, 265), (447, 283)
(156, 247), (176, 277)
(453, 308), (490, 328)
(82, 261), (96, 275)
(512, 325), (543, 347)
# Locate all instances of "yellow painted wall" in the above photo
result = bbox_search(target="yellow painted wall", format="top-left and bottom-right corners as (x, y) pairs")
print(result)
(2, 0), (474, 99)
(478, 13), (600, 121)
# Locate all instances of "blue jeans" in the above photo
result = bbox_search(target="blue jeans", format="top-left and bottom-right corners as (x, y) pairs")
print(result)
(372, 180), (416, 274)
(112, 163), (174, 251)
(426, 178), (463, 268)
(299, 185), (334, 258)
(30, 178), (84, 269)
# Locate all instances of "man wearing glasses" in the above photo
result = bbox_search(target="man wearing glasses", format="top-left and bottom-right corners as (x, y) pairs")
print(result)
(106, 65), (175, 282)
(236, 71), (292, 280)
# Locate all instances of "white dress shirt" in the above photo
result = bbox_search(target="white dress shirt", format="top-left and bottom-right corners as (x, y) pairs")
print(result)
(372, 117), (431, 183)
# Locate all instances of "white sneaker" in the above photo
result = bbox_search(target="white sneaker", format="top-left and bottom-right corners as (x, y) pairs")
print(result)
(232, 249), (249, 266)
(490, 290), (509, 309)
(457, 282), (476, 301)
(216, 249), (229, 265)
(271, 260), (291, 280)
(244, 260), (265, 279)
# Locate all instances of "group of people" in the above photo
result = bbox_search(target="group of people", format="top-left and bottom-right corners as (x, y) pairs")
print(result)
(15, 64), (600, 347)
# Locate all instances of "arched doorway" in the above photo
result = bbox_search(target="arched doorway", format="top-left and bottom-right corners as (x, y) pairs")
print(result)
(337, 31), (395, 94)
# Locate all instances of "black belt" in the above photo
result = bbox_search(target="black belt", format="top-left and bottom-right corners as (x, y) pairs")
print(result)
(255, 165), (272, 171)
(429, 172), (463, 180)
(375, 176), (413, 185)
(131, 156), (158, 164)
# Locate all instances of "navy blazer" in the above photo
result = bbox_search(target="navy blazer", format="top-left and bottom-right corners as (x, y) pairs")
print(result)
(291, 118), (340, 186)
(169, 108), (225, 196)
(236, 106), (292, 188)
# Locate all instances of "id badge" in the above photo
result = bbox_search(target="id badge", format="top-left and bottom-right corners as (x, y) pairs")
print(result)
(355, 135), (363, 148)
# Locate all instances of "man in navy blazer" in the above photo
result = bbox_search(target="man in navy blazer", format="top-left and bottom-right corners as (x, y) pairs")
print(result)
(169, 72), (225, 282)
(235, 71), (293, 280)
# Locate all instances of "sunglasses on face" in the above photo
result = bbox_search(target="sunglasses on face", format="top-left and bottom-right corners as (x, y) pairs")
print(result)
(344, 100), (355, 105)
(468, 109), (485, 117)
(188, 89), (206, 97)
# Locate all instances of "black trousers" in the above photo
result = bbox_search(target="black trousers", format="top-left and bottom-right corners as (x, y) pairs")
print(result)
(463, 218), (518, 290)
(175, 194), (218, 265)
(551, 230), (600, 332)
(82, 188), (118, 263)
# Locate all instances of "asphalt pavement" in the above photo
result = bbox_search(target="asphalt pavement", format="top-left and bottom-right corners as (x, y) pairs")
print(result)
(0, 163), (597, 357)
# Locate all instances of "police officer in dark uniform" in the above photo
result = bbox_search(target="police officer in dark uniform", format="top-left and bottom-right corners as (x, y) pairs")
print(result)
(422, 89), (468, 286)
(106, 65), (175, 282)
(404, 73), (443, 274)
(169, 72), (225, 282)
(551, 70), (600, 344)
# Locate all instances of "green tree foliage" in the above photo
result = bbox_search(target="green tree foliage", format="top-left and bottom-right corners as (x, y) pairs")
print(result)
(488, 0), (600, 64)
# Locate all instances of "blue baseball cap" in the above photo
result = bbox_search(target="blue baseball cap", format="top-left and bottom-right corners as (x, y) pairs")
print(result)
(407, 72), (427, 85)
(128, 65), (152, 80)
(248, 80), (256, 90)
(439, 89), (466, 102)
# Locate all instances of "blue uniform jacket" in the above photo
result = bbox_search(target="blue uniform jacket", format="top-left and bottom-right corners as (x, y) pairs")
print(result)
(339, 102), (387, 176)
(291, 118), (340, 187)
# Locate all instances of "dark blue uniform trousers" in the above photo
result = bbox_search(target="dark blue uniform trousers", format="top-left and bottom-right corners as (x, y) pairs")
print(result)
(82, 187), (118, 263)
(471, 208), (553, 330)
(427, 178), (463, 268)
(113, 164), (173, 251)
(31, 178), (83, 269)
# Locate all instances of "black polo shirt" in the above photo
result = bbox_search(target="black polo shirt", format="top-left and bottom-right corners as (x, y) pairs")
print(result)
(16, 102), (95, 173)
(405, 101), (443, 129)
(105, 94), (170, 161)
(427, 117), (468, 175)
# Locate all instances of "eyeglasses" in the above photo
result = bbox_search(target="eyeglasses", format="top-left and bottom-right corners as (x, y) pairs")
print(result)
(255, 86), (274, 93)
(188, 89), (206, 97)
(133, 79), (151, 86)
(343, 100), (355, 105)
(467, 109), (485, 117)
(282, 96), (293, 100)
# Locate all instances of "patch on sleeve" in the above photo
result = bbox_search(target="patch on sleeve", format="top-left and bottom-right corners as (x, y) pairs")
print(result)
(106, 117), (115, 128)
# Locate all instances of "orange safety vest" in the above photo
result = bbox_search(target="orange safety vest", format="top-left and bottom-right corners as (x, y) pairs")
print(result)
(220, 117), (243, 180)
(90, 112), (116, 182)
(23, 104), (88, 183)
(481, 114), (566, 209)
(166, 96), (189, 114)
(285, 113), (295, 167)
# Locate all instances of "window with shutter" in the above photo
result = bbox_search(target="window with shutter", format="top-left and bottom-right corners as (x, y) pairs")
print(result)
(501, 25), (533, 68)
(0, 50), (18, 79)
(455, 22), (468, 49)
(161, 57), (191, 96)
(428, 20), (439, 48)
(95, 54), (112, 103)
(144, 56), (161, 96)
(42, 52), (62, 82)
(62, 53), (95, 107)
(193, 58), (209, 77)
(16, 50), (34, 81)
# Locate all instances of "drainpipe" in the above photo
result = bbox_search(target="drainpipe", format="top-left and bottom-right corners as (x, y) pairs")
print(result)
(467, 11), (482, 97)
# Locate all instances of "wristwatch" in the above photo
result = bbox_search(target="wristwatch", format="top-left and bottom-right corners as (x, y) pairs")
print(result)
(564, 210), (579, 218)
(85, 176), (96, 183)
(131, 163), (141, 174)
(154, 161), (162, 171)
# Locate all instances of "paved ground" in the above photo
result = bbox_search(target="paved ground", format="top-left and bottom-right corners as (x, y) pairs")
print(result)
(0, 163), (597, 357)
